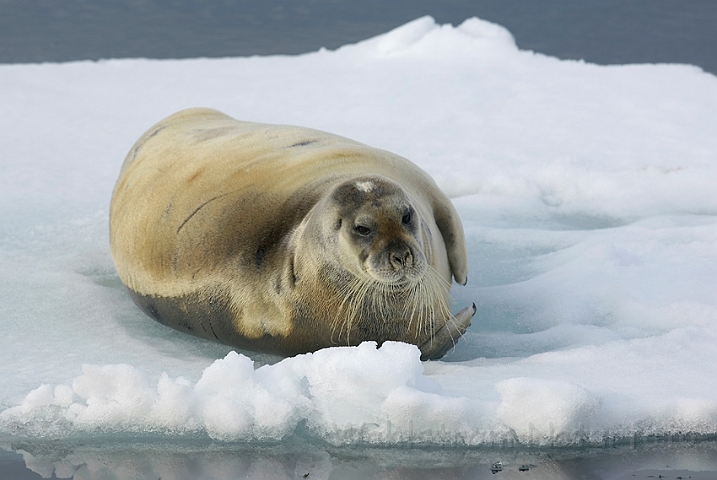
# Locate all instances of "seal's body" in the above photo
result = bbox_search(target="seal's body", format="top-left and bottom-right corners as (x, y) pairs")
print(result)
(110, 108), (474, 359)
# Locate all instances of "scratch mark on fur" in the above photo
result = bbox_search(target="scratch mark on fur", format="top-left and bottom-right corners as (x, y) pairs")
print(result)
(177, 193), (231, 234)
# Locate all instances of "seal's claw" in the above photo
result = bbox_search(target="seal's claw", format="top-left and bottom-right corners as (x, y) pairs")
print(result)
(419, 303), (476, 361)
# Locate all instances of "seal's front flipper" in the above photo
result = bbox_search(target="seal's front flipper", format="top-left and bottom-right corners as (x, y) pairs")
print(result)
(427, 188), (468, 286)
(419, 303), (476, 361)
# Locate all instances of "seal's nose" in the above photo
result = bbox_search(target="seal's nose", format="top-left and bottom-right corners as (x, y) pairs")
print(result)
(390, 247), (413, 270)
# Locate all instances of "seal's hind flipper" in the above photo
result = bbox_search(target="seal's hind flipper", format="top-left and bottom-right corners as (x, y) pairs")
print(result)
(418, 302), (475, 360)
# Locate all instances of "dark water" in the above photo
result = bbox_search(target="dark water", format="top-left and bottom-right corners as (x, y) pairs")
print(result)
(2, 437), (717, 480)
(1, 0), (716, 75)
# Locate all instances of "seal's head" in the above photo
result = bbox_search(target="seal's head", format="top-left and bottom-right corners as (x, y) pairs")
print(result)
(297, 175), (451, 343)
(319, 175), (428, 284)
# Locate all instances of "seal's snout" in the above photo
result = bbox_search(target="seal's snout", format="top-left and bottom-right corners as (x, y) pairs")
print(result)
(390, 247), (413, 270)
(366, 238), (424, 283)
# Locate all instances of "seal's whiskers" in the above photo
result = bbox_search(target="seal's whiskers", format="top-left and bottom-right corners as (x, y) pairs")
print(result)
(331, 266), (451, 346)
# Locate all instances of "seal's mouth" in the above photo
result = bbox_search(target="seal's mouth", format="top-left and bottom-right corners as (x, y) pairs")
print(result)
(365, 265), (426, 287)
(374, 277), (414, 291)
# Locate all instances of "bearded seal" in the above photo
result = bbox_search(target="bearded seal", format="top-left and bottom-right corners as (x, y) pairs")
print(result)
(110, 108), (475, 360)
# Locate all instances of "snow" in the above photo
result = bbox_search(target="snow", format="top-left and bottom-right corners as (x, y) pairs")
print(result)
(1, 16), (716, 449)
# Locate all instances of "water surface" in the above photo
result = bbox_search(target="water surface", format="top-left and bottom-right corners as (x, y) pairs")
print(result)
(1, 0), (716, 74)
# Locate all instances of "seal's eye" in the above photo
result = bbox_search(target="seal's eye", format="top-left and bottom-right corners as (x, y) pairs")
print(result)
(355, 225), (371, 236)
(402, 211), (412, 225)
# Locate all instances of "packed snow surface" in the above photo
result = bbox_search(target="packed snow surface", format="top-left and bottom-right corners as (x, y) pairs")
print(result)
(1, 16), (716, 447)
